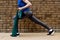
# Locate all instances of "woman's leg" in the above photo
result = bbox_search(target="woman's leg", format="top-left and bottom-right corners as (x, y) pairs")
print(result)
(24, 11), (54, 35)
(24, 11), (50, 30)
(28, 15), (50, 30)
(11, 10), (25, 37)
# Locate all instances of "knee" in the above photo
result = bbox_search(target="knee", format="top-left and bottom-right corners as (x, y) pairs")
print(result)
(24, 11), (33, 17)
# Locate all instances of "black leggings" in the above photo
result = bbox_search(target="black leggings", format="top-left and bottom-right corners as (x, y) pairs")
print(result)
(28, 15), (50, 30)
(22, 11), (50, 31)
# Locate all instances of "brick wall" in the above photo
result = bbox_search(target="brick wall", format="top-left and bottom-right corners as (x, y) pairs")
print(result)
(0, 0), (60, 32)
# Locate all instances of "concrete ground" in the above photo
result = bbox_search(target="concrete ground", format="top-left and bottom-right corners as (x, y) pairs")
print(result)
(0, 33), (60, 40)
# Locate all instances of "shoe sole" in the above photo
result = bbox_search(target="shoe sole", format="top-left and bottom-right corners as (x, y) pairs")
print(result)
(10, 34), (19, 37)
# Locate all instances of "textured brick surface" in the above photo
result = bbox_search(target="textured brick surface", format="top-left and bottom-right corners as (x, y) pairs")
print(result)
(0, 0), (60, 32)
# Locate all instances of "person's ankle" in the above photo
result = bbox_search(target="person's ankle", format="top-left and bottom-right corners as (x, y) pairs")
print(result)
(49, 29), (53, 32)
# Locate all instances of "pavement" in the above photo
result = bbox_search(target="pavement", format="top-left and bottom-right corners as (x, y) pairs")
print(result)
(0, 33), (60, 40)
